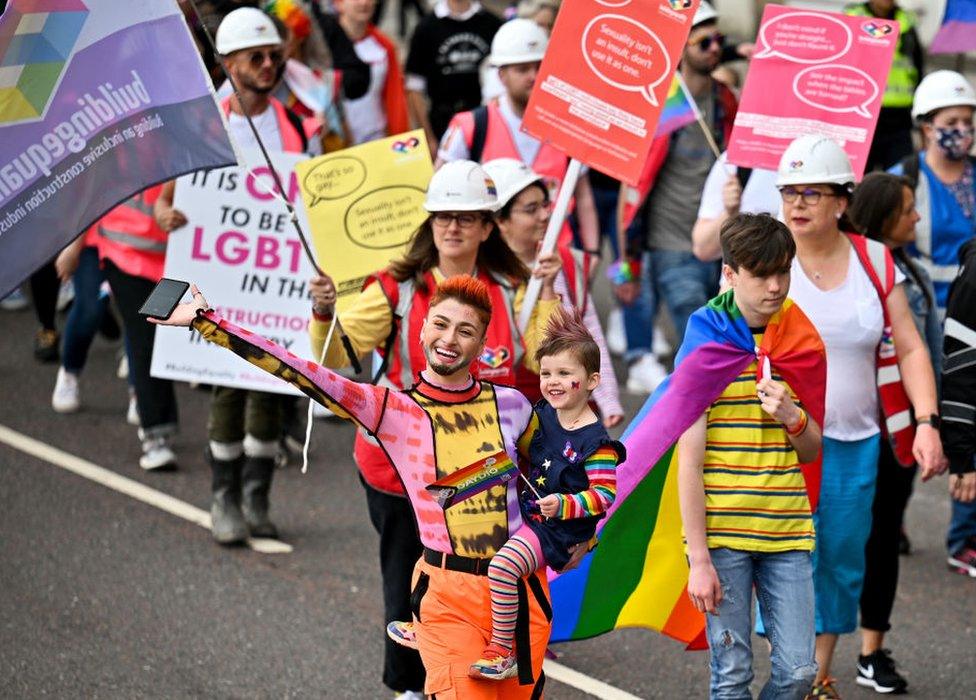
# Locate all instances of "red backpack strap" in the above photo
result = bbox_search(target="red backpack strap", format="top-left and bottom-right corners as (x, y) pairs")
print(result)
(365, 272), (402, 385)
(847, 234), (916, 466)
(848, 234), (895, 299)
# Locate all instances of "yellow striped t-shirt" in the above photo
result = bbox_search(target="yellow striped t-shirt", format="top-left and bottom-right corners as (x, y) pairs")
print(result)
(702, 337), (814, 553)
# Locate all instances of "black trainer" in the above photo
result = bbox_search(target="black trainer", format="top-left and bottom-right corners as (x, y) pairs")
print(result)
(856, 649), (907, 694)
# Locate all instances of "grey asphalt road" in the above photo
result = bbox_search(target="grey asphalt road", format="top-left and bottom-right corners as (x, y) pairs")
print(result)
(1, 287), (974, 699)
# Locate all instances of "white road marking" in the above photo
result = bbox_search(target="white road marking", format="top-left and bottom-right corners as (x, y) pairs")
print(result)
(0, 424), (292, 554)
(0, 424), (644, 698)
(545, 660), (645, 699)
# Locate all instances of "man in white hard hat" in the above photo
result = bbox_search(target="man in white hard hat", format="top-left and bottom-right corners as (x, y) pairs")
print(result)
(437, 18), (601, 257)
(404, 0), (503, 157)
(613, 0), (737, 393)
(152, 6), (321, 547)
(889, 70), (976, 313)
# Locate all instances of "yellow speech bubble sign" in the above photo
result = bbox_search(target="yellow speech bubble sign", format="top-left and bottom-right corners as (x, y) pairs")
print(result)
(344, 185), (427, 250)
(302, 155), (367, 206)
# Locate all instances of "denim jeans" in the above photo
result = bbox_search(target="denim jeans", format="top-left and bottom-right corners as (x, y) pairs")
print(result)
(707, 548), (817, 700)
(947, 496), (976, 555)
(622, 251), (656, 361)
(62, 246), (110, 373)
(647, 249), (720, 344)
(590, 180), (622, 260)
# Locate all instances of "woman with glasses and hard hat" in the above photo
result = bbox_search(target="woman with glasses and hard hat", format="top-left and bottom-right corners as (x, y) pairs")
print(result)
(483, 158), (624, 428)
(762, 135), (943, 700)
(889, 70), (976, 315)
(306, 160), (561, 700)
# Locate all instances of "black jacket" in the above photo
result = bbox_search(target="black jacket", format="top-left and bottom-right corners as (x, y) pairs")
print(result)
(941, 240), (976, 475)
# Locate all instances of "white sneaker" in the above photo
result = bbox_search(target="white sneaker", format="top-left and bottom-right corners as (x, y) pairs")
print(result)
(126, 392), (140, 426)
(52, 368), (80, 413)
(139, 437), (176, 470)
(626, 354), (668, 395)
(394, 692), (425, 700)
(56, 279), (75, 311)
(652, 327), (672, 358)
(0, 287), (28, 311)
(117, 353), (129, 380)
(606, 307), (626, 356)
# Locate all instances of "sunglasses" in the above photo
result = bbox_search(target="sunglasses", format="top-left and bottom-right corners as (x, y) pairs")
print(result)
(690, 33), (725, 51)
(247, 49), (285, 67)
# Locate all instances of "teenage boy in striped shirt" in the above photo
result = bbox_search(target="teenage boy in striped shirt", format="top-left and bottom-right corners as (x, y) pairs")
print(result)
(678, 214), (823, 700)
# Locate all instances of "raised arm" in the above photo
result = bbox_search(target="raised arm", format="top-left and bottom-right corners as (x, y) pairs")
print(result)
(153, 287), (388, 434)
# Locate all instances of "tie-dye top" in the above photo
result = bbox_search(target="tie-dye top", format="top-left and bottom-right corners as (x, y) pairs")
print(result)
(192, 309), (537, 558)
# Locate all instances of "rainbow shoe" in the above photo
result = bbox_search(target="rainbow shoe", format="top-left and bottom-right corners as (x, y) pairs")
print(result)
(386, 620), (418, 650)
(469, 646), (518, 681)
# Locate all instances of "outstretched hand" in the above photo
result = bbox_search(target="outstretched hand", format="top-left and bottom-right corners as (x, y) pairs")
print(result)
(147, 284), (209, 327)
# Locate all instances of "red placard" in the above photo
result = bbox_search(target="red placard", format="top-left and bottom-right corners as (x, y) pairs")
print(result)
(727, 4), (899, 179)
(521, 0), (701, 186)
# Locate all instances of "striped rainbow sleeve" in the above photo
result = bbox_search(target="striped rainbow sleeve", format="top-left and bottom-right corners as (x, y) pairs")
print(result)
(555, 445), (620, 519)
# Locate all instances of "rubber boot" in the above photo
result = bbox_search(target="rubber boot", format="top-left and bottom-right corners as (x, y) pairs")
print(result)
(208, 450), (248, 545)
(241, 455), (278, 538)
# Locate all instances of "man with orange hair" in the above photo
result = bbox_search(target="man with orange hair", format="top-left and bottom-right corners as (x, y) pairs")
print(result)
(154, 274), (581, 698)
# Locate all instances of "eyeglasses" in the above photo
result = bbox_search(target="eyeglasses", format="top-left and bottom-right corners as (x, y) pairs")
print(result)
(432, 212), (483, 229)
(510, 201), (552, 217)
(247, 49), (285, 67)
(779, 187), (837, 205)
(689, 33), (724, 51)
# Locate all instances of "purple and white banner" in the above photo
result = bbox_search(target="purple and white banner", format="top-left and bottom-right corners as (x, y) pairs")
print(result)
(0, 0), (235, 297)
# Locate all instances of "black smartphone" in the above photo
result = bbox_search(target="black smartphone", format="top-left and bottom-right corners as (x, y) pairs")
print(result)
(139, 278), (190, 320)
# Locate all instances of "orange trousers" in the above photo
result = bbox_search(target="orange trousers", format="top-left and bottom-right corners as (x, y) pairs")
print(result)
(412, 558), (551, 698)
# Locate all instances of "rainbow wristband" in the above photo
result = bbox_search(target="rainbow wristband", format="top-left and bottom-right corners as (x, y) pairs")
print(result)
(607, 260), (634, 285)
(785, 409), (808, 436)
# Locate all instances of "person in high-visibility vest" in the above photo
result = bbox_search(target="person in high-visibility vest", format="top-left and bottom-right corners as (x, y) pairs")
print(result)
(844, 1), (924, 171)
(154, 7), (320, 546)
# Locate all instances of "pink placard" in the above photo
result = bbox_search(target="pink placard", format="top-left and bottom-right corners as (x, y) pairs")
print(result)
(727, 4), (899, 179)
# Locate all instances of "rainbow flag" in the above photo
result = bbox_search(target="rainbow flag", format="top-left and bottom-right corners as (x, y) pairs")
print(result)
(654, 76), (697, 138)
(427, 450), (519, 508)
(930, 0), (976, 54)
(549, 291), (826, 648)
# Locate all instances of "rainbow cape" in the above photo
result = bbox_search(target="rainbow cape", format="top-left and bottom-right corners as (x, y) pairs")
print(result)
(549, 291), (826, 648)
(426, 450), (519, 508)
(654, 76), (696, 138)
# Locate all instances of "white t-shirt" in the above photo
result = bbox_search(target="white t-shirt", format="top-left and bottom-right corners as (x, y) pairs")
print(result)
(227, 106), (283, 152)
(345, 34), (389, 145)
(697, 152), (781, 219)
(788, 248), (904, 441)
(437, 94), (541, 164)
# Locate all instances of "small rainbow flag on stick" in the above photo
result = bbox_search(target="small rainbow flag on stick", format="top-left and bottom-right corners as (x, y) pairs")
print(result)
(427, 450), (520, 509)
(654, 75), (697, 138)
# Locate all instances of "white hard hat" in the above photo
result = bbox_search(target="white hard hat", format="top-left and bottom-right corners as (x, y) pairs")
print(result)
(425, 161), (500, 212)
(911, 70), (976, 121)
(482, 158), (544, 209)
(216, 7), (282, 55)
(490, 18), (549, 67)
(776, 135), (855, 188)
(693, 1), (718, 28)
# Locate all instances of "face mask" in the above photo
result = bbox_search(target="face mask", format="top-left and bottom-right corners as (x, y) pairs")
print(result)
(935, 127), (974, 161)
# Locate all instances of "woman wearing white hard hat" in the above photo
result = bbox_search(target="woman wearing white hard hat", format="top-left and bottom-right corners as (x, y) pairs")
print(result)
(306, 161), (561, 696)
(889, 69), (976, 314)
(765, 135), (943, 699)
(484, 158), (624, 427)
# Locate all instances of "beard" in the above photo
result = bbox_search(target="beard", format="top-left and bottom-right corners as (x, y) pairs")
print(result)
(423, 344), (472, 377)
